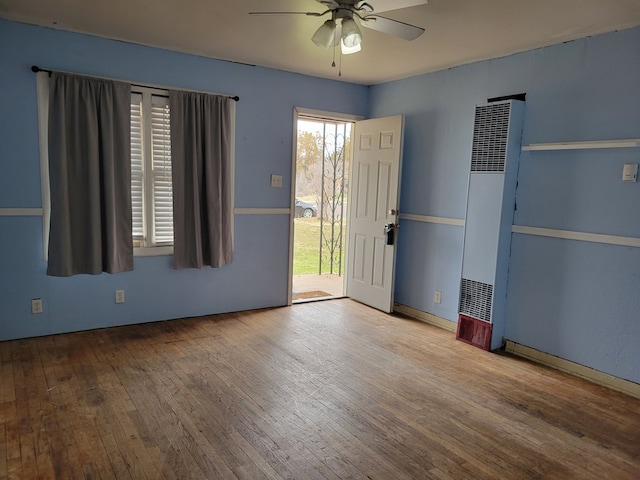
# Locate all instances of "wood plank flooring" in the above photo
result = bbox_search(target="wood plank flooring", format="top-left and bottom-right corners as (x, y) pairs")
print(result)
(1, 299), (639, 479)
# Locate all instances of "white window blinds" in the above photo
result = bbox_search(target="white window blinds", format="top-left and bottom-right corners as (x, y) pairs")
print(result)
(130, 95), (144, 242)
(151, 98), (173, 245)
(130, 88), (173, 248)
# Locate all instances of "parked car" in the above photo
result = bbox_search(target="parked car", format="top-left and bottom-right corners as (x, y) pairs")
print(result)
(295, 198), (318, 218)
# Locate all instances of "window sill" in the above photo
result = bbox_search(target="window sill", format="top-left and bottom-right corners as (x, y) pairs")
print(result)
(134, 246), (174, 257)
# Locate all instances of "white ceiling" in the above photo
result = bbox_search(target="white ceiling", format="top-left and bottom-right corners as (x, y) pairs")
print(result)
(2, 0), (640, 85)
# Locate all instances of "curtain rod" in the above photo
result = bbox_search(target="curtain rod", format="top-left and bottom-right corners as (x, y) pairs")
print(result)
(31, 65), (240, 102)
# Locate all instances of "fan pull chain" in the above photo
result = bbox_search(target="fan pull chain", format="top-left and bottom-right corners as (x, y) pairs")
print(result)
(332, 38), (336, 68)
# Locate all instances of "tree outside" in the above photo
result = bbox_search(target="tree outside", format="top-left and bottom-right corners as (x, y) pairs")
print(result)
(294, 119), (351, 276)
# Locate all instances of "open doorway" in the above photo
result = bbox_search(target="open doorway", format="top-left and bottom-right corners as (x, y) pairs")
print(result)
(291, 115), (353, 302)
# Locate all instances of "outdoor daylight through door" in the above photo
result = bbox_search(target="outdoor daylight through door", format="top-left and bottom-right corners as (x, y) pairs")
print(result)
(292, 116), (352, 302)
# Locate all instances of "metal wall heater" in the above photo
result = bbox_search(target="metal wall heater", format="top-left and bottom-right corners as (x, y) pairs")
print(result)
(457, 100), (525, 351)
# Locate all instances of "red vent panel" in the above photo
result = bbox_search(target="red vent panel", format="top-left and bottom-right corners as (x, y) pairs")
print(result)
(456, 314), (492, 351)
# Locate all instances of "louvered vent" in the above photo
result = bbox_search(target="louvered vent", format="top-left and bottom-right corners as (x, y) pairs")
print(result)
(471, 103), (511, 172)
(459, 278), (493, 323)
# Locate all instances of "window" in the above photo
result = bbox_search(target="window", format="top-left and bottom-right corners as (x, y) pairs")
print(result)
(37, 72), (236, 263)
(130, 87), (173, 251)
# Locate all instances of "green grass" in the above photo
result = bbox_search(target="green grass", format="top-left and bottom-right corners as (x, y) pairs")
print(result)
(293, 218), (321, 275)
(293, 217), (346, 275)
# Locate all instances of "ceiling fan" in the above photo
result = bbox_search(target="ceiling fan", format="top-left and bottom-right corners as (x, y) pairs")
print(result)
(250, 0), (428, 57)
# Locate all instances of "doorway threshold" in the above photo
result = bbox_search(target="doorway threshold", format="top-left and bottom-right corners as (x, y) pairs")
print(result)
(293, 294), (347, 304)
(292, 274), (344, 303)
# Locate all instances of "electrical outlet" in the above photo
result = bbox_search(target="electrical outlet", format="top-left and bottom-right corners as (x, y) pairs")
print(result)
(31, 298), (43, 314)
(434, 290), (442, 304)
(115, 290), (125, 304)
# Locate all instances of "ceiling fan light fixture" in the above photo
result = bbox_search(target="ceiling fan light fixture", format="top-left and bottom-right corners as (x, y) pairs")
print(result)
(341, 39), (361, 55)
(311, 19), (336, 48)
(341, 17), (362, 48)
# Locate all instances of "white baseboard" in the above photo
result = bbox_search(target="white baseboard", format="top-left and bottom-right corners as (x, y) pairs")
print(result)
(392, 305), (640, 399)
(393, 303), (457, 333)
(505, 340), (640, 400)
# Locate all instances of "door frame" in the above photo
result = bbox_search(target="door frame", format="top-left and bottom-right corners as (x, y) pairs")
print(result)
(288, 107), (363, 306)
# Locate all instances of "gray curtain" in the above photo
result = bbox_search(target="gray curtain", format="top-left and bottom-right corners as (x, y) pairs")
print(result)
(170, 91), (234, 269)
(47, 73), (133, 277)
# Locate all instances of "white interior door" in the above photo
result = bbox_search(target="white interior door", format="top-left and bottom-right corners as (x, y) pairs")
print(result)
(346, 115), (404, 312)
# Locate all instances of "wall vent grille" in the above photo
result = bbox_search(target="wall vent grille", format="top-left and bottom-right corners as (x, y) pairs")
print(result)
(471, 103), (511, 172)
(459, 278), (493, 322)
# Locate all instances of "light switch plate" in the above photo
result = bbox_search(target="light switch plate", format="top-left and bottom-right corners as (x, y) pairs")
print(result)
(622, 163), (638, 182)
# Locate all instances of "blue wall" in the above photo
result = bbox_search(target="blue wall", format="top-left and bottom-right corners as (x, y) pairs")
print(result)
(2, 18), (639, 386)
(371, 27), (640, 384)
(0, 20), (368, 340)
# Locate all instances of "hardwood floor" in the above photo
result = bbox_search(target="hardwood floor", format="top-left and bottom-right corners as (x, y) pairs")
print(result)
(1, 299), (639, 479)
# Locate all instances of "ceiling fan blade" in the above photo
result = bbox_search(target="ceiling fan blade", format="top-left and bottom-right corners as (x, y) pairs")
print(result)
(361, 15), (425, 40)
(249, 11), (326, 17)
(360, 0), (428, 14)
(316, 0), (340, 8)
